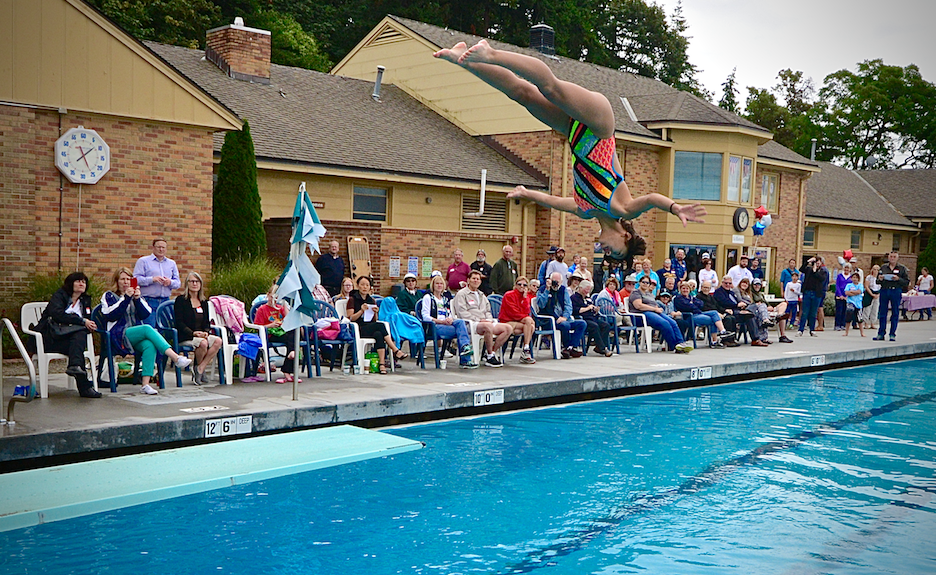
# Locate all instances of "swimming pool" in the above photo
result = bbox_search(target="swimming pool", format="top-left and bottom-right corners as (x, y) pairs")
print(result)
(2, 359), (934, 574)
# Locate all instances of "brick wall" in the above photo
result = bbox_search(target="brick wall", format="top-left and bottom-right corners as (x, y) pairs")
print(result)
(0, 106), (215, 311)
(755, 165), (808, 279)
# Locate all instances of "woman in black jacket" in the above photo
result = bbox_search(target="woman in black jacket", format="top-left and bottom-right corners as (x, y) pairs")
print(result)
(37, 272), (100, 398)
(174, 271), (223, 385)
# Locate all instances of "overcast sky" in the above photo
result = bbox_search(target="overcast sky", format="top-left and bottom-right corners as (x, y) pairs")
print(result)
(654, 0), (936, 105)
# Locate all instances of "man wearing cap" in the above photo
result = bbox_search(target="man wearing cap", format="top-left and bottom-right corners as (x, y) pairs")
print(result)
(619, 273), (637, 299)
(397, 273), (421, 316)
(490, 245), (518, 295)
(470, 249), (494, 295)
(446, 249), (471, 293)
(727, 255), (754, 289)
(537, 272), (588, 358)
(849, 256), (864, 285)
(538, 246), (558, 285)
(546, 247), (570, 281)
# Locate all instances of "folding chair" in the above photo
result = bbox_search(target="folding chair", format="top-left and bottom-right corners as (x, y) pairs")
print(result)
(415, 299), (459, 369)
(155, 300), (194, 387)
(334, 298), (394, 373)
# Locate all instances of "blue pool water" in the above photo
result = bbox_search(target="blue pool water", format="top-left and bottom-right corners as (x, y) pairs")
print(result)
(2, 359), (935, 574)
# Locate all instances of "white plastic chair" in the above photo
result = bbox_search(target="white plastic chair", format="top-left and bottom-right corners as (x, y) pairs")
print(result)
(620, 298), (653, 354)
(209, 296), (270, 385)
(20, 302), (98, 399)
(334, 299), (394, 373)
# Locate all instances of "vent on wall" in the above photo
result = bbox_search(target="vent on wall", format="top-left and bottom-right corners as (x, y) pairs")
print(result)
(462, 195), (507, 232)
(371, 27), (406, 46)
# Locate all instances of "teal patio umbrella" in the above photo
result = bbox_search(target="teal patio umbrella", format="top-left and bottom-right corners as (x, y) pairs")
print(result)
(275, 182), (327, 399)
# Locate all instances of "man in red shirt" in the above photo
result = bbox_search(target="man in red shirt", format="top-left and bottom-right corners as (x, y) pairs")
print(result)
(498, 276), (536, 364)
(446, 248), (471, 293)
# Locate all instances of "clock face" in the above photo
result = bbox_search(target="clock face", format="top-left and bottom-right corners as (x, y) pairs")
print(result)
(55, 126), (111, 184)
(733, 207), (750, 232)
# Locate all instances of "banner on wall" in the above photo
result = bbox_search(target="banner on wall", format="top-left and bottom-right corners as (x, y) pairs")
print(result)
(389, 256), (400, 278)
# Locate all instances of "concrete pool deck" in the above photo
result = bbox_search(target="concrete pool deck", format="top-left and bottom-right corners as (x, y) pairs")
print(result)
(2, 319), (935, 468)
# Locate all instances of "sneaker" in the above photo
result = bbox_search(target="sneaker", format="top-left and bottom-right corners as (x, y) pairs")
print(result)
(484, 354), (503, 368)
(724, 341), (741, 348)
(872, 335), (885, 341)
(778, 336), (793, 343)
(567, 348), (584, 358)
(141, 384), (159, 395)
(711, 341), (726, 349)
(444, 349), (455, 359)
(560, 349), (571, 359)
(176, 356), (192, 369)
(717, 330), (735, 341)
(79, 387), (102, 398)
(520, 349), (536, 364)
(674, 342), (693, 353)
(889, 336), (896, 342)
(459, 361), (479, 369)
(796, 331), (804, 337)
(459, 344), (473, 357)
(809, 331), (818, 337)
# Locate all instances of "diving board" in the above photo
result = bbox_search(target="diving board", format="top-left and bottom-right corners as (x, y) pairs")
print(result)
(0, 425), (422, 532)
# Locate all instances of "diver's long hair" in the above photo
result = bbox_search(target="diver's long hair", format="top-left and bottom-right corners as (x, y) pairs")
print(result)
(603, 219), (647, 271)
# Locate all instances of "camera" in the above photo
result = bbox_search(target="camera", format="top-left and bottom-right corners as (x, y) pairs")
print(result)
(550, 279), (559, 289)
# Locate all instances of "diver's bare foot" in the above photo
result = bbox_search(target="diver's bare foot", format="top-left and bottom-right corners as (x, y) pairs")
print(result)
(433, 42), (469, 64)
(507, 185), (528, 200)
(459, 39), (496, 65)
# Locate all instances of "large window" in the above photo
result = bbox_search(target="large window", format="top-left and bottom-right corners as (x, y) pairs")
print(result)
(851, 229), (862, 250)
(892, 233), (902, 252)
(803, 225), (816, 248)
(761, 173), (779, 212)
(673, 152), (722, 201)
(741, 158), (753, 203)
(353, 185), (388, 221)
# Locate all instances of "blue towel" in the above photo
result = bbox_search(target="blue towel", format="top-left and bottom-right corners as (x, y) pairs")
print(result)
(237, 333), (263, 361)
(379, 297), (425, 347)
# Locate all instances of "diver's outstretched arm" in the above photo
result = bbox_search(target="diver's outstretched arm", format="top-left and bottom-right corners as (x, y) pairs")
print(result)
(609, 185), (706, 226)
(508, 186), (579, 215)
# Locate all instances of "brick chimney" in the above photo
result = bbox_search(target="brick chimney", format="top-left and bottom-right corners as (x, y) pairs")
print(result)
(205, 17), (271, 84)
(530, 24), (555, 56)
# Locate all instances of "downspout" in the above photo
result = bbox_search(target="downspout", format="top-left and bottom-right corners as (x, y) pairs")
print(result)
(559, 137), (569, 247)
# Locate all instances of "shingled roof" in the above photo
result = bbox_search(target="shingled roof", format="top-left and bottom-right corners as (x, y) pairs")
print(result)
(855, 169), (936, 219)
(807, 162), (914, 227)
(145, 42), (544, 189)
(389, 16), (770, 138)
(757, 140), (819, 169)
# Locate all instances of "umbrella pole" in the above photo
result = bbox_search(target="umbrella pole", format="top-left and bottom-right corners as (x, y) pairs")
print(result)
(293, 326), (301, 400)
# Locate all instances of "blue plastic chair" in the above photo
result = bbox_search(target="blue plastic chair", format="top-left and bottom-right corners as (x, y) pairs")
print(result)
(415, 299), (458, 369)
(155, 300), (194, 387)
(529, 305), (561, 360)
(304, 300), (355, 377)
(249, 297), (314, 380)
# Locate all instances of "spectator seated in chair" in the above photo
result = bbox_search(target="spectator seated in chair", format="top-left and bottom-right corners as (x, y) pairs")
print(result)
(452, 270), (513, 367)
(628, 277), (693, 353)
(397, 273), (422, 316)
(673, 280), (734, 348)
(714, 275), (765, 346)
(571, 279), (613, 356)
(253, 282), (299, 383)
(537, 272), (588, 359)
(497, 276), (537, 364)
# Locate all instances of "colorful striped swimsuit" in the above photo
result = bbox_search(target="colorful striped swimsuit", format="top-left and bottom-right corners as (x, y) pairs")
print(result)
(568, 119), (624, 218)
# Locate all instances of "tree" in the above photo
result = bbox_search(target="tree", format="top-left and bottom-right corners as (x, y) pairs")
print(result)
(916, 221), (936, 277)
(88, 0), (223, 48)
(252, 10), (333, 72)
(213, 121), (266, 264)
(811, 60), (936, 169)
(718, 68), (739, 114)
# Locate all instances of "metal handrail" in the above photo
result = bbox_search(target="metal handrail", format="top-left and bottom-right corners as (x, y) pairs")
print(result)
(1, 317), (38, 425)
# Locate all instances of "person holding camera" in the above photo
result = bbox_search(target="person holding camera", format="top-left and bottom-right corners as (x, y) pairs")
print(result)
(798, 256), (830, 337)
(874, 251), (910, 341)
(536, 272), (587, 358)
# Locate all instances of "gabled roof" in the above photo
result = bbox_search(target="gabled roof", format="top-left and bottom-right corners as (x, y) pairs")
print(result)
(807, 162), (915, 228)
(146, 42), (544, 189)
(757, 140), (820, 170)
(856, 169), (936, 219)
(388, 16), (770, 139)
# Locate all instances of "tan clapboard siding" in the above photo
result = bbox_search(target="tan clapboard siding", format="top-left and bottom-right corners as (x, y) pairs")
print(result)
(334, 18), (548, 137)
(0, 0), (239, 131)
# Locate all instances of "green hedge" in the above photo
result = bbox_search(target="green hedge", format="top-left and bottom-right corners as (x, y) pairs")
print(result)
(207, 257), (282, 306)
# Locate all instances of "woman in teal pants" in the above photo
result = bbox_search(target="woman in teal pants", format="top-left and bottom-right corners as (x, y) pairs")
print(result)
(101, 267), (191, 394)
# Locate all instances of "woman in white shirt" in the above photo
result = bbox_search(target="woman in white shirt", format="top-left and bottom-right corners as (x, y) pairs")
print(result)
(916, 267), (933, 320)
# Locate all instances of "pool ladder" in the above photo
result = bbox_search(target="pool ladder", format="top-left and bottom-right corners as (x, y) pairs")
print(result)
(1, 317), (38, 425)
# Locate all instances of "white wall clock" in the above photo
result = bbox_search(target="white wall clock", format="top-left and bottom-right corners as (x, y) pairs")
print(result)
(54, 126), (111, 184)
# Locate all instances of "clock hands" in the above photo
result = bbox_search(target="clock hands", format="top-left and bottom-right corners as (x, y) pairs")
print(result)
(75, 145), (94, 169)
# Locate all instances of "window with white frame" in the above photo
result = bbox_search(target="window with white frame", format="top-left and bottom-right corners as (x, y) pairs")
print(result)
(851, 229), (862, 250)
(353, 185), (388, 222)
(761, 173), (779, 213)
(673, 152), (722, 201)
(892, 233), (902, 252)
